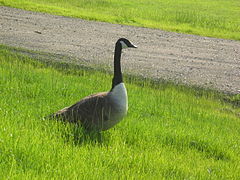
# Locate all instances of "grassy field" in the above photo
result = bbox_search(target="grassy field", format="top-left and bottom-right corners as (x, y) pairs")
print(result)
(0, 45), (240, 179)
(1, 0), (240, 40)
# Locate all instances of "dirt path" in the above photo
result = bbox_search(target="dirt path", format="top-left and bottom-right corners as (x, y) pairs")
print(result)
(0, 6), (239, 94)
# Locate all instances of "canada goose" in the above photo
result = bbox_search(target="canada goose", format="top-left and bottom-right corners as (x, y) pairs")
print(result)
(49, 38), (137, 131)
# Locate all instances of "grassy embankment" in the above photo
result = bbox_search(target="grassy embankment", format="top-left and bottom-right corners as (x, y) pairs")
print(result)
(0, 0), (240, 40)
(0, 46), (240, 179)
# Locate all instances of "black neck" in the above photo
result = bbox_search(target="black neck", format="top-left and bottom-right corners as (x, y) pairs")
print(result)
(111, 43), (123, 90)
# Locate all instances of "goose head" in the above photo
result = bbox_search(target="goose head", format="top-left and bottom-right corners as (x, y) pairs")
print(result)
(117, 38), (137, 49)
(111, 38), (136, 90)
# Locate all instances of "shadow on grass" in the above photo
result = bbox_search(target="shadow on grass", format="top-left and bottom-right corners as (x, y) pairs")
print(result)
(62, 124), (106, 146)
(43, 113), (107, 146)
(2, 44), (240, 109)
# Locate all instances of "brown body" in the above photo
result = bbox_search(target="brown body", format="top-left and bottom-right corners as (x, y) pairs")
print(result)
(51, 83), (128, 131)
(52, 93), (111, 130)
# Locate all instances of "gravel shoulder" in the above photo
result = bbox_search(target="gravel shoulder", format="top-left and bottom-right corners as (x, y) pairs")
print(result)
(0, 6), (240, 94)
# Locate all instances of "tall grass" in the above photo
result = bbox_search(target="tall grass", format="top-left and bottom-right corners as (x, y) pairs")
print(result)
(1, 0), (240, 40)
(0, 45), (240, 179)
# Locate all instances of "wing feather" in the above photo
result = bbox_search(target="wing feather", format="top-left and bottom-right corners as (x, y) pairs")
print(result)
(51, 92), (110, 129)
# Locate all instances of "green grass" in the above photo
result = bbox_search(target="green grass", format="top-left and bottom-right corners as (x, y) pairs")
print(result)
(0, 45), (240, 179)
(1, 0), (240, 40)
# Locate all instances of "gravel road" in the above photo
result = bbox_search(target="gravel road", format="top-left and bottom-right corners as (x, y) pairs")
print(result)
(0, 6), (239, 94)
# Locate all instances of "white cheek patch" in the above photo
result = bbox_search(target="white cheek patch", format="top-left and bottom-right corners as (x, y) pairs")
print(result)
(120, 41), (128, 49)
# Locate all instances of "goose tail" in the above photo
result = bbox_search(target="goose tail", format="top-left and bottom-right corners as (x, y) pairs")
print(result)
(43, 107), (69, 120)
